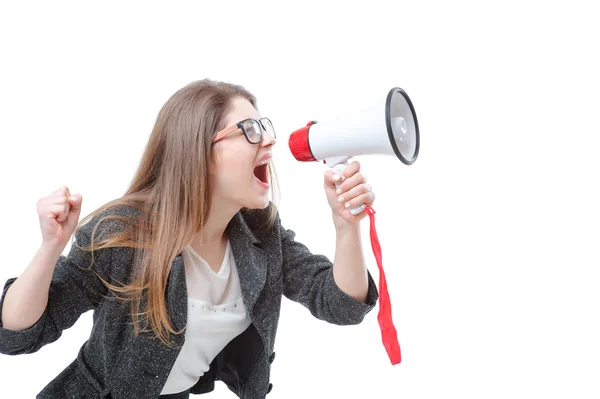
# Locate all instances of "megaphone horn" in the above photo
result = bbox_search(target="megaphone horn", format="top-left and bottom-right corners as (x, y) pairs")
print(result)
(289, 87), (420, 214)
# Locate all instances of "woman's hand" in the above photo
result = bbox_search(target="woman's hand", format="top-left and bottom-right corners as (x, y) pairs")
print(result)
(324, 160), (375, 226)
(37, 186), (83, 248)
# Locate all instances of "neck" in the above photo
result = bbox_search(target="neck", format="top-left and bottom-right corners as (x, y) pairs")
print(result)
(191, 195), (240, 249)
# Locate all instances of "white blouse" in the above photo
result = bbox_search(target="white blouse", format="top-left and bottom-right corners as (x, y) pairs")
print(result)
(160, 240), (252, 395)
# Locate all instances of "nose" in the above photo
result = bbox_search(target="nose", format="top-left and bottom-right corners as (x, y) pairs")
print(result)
(261, 130), (276, 148)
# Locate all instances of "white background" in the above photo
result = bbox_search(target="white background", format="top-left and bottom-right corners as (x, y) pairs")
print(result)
(1, 1), (599, 398)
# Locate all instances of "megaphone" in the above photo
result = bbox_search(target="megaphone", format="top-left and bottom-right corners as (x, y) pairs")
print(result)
(289, 87), (420, 214)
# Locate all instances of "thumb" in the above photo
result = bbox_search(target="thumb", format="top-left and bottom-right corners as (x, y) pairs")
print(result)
(65, 194), (82, 233)
(324, 169), (342, 187)
(67, 194), (83, 217)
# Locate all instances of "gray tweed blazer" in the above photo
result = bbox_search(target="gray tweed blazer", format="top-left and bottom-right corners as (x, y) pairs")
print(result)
(0, 204), (379, 398)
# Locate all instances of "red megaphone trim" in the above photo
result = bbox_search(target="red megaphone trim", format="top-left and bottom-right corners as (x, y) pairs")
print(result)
(288, 121), (318, 162)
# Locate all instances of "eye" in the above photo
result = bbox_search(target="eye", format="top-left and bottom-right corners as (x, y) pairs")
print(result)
(242, 120), (261, 143)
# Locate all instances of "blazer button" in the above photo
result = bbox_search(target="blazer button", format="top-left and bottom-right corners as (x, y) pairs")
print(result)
(269, 351), (276, 363)
(267, 383), (273, 394)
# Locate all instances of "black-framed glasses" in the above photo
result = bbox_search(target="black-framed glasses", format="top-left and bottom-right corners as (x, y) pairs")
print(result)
(212, 117), (276, 144)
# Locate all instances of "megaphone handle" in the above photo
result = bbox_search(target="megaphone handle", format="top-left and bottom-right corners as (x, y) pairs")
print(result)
(332, 161), (366, 215)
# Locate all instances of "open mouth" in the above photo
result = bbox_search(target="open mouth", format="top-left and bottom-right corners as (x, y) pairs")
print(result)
(253, 160), (269, 184)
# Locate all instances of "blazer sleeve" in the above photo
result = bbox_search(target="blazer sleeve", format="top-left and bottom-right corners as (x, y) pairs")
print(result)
(0, 219), (114, 355)
(279, 220), (379, 325)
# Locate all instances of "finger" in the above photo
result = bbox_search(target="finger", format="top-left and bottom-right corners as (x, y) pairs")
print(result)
(54, 196), (71, 222)
(45, 203), (70, 223)
(39, 194), (70, 209)
(49, 186), (71, 198)
(337, 183), (372, 203)
(340, 160), (361, 181)
(343, 191), (375, 209)
(324, 169), (343, 186)
(336, 171), (367, 193)
(59, 202), (70, 223)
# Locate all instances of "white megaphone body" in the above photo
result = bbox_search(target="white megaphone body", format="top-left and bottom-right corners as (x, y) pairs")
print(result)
(289, 87), (420, 215)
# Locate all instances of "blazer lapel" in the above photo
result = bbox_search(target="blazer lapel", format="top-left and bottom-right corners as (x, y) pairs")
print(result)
(227, 211), (267, 316)
(166, 253), (188, 333)
(165, 211), (268, 331)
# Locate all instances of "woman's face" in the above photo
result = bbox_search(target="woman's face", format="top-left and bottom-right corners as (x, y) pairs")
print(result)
(210, 97), (276, 210)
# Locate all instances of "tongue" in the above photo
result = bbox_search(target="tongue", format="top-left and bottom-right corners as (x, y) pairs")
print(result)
(254, 164), (267, 183)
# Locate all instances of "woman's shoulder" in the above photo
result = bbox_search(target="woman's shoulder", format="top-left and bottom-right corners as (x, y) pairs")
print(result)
(77, 204), (141, 238)
(72, 203), (141, 268)
(224, 205), (284, 252)
(237, 204), (281, 234)
(70, 203), (141, 279)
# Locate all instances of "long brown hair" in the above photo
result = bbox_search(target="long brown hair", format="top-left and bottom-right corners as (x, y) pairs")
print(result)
(74, 79), (280, 346)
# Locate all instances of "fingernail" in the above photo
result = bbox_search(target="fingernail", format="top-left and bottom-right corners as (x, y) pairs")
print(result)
(338, 196), (344, 202)
(332, 174), (341, 181)
(341, 175), (346, 181)
(345, 202), (351, 208)
(336, 188), (342, 195)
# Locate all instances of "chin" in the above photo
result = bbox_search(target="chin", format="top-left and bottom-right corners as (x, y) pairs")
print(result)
(243, 196), (271, 210)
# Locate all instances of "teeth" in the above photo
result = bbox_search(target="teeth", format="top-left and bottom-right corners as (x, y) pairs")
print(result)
(255, 159), (269, 167)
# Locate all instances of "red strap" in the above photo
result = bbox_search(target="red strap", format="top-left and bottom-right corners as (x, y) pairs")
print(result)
(365, 205), (401, 365)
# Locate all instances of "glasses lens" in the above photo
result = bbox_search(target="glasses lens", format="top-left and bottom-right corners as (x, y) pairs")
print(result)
(261, 118), (276, 138)
(242, 119), (262, 143)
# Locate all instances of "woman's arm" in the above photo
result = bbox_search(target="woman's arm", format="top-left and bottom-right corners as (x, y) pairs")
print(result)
(332, 222), (369, 303)
(280, 221), (378, 326)
(327, 160), (376, 304)
(1, 243), (65, 330)
(0, 212), (118, 355)
(279, 160), (380, 325)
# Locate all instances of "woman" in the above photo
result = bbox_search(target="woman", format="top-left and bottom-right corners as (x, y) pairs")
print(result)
(0, 79), (379, 398)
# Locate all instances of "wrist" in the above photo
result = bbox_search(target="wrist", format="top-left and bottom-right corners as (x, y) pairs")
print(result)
(333, 216), (360, 234)
(40, 241), (66, 259)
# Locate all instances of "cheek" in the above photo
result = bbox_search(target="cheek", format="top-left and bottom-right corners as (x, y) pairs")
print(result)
(214, 153), (251, 186)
